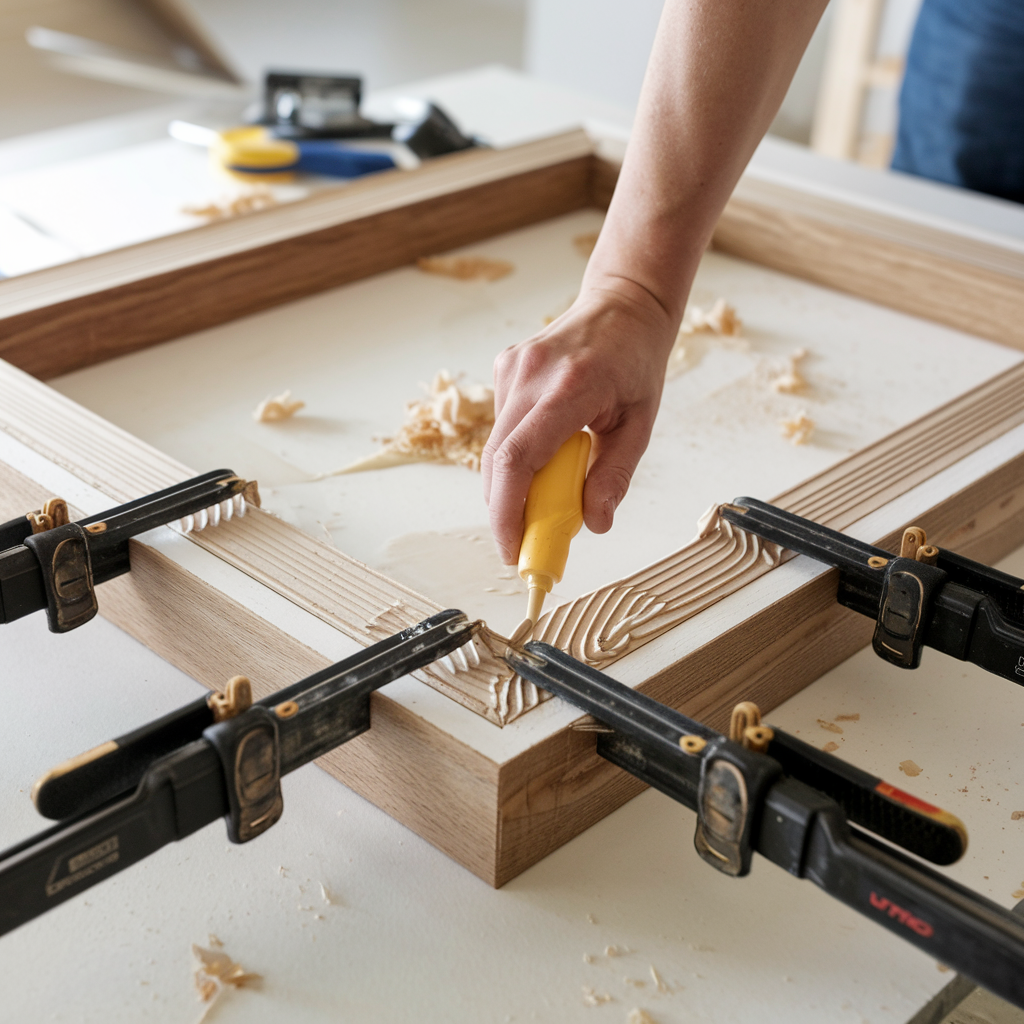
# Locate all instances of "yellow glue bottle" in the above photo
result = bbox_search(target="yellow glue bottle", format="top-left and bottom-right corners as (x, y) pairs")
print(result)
(517, 430), (592, 627)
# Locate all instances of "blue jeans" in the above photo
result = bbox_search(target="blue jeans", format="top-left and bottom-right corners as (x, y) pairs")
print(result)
(891, 0), (1024, 203)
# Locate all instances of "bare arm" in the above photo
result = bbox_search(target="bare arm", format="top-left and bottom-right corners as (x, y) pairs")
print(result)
(482, 0), (828, 563)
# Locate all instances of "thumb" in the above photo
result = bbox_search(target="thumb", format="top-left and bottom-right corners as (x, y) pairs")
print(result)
(582, 416), (654, 535)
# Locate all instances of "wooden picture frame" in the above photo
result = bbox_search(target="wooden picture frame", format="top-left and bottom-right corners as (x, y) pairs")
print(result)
(2, 130), (1023, 886)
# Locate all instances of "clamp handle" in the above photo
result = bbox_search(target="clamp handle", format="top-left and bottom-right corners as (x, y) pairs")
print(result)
(23, 522), (98, 632)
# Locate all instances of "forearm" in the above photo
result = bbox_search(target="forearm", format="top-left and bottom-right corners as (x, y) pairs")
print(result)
(585, 0), (829, 326)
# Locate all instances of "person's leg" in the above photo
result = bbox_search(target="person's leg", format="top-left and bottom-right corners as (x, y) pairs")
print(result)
(892, 0), (1024, 203)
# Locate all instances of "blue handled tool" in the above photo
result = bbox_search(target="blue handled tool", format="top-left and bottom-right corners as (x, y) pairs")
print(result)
(170, 121), (396, 181)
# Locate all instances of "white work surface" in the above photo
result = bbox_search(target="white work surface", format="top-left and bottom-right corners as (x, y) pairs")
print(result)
(3, 547), (1024, 1024)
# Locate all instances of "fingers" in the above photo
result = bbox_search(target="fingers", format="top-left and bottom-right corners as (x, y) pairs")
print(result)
(486, 400), (587, 563)
(582, 412), (656, 535)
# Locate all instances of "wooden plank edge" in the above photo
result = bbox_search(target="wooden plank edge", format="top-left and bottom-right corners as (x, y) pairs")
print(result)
(1, 155), (593, 379)
(714, 196), (1024, 352)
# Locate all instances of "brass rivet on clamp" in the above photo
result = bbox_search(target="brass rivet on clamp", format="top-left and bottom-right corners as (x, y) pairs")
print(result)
(742, 724), (774, 753)
(274, 700), (299, 719)
(679, 735), (707, 755)
(868, 556), (889, 569)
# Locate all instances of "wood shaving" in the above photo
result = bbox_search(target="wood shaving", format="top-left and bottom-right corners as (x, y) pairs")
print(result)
(207, 934), (224, 948)
(627, 1010), (658, 1024)
(835, 713), (860, 721)
(1011, 811), (1024, 820)
(583, 953), (595, 964)
(587, 913), (598, 925)
(680, 297), (742, 337)
(605, 945), (624, 957)
(573, 231), (600, 258)
(899, 760), (922, 777)
(1014, 889), (1024, 900)
(192, 943), (261, 1020)
(822, 741), (839, 753)
(780, 411), (815, 445)
(624, 977), (646, 987)
(771, 348), (809, 394)
(666, 298), (745, 379)
(582, 986), (614, 1006)
(817, 719), (843, 734)
(320, 883), (339, 905)
(329, 371), (494, 473)
(183, 192), (277, 221)
(416, 255), (513, 281)
(254, 389), (305, 422)
(649, 966), (668, 993)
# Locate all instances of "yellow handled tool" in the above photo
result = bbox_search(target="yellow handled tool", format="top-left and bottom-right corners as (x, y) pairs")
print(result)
(518, 430), (591, 627)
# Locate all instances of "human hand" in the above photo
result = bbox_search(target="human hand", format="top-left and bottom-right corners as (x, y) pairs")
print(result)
(482, 285), (678, 564)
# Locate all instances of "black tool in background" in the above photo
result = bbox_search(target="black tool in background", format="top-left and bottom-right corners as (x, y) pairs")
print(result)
(256, 71), (479, 159)
(717, 497), (1024, 681)
(0, 609), (477, 938)
(504, 641), (1024, 1010)
(0, 469), (257, 633)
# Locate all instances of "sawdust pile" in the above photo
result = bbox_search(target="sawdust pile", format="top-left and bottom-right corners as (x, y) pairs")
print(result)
(683, 297), (742, 337)
(417, 255), (513, 281)
(193, 942), (261, 1020)
(582, 986), (614, 1006)
(899, 759), (923, 777)
(253, 389), (305, 422)
(387, 371), (494, 469)
(573, 231), (600, 258)
(666, 298), (745, 378)
(329, 371), (495, 475)
(183, 192), (278, 221)
(779, 410), (815, 445)
(772, 348), (809, 394)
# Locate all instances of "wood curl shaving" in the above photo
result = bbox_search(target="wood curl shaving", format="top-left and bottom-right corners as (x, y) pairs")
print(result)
(779, 410), (815, 445)
(254, 389), (305, 422)
(192, 942), (261, 1020)
(666, 298), (745, 378)
(772, 348), (809, 394)
(416, 255), (513, 281)
(330, 371), (494, 474)
(582, 986), (614, 1006)
(183, 192), (277, 221)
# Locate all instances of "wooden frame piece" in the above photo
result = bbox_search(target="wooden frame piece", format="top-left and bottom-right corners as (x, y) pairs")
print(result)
(2, 131), (1024, 885)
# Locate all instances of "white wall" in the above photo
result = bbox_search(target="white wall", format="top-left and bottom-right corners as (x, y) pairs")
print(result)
(524, 0), (663, 112)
